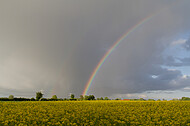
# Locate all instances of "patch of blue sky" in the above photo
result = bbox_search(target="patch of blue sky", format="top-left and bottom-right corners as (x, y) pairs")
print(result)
(164, 41), (189, 58)
(162, 65), (190, 75)
(162, 34), (190, 75)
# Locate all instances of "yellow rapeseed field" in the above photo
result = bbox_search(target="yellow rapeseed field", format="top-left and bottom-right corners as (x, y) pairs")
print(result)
(0, 101), (190, 125)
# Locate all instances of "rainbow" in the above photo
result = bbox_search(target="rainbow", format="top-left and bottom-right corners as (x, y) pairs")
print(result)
(82, 14), (155, 96)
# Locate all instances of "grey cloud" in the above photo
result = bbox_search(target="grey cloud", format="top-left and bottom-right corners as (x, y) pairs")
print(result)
(146, 90), (175, 94)
(164, 56), (190, 67)
(179, 57), (190, 65)
(182, 87), (190, 92)
(183, 38), (190, 50)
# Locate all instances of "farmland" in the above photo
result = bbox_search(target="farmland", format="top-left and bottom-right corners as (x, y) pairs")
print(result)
(0, 101), (190, 125)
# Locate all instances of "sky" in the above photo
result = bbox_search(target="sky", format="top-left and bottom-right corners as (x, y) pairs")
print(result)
(0, 0), (190, 99)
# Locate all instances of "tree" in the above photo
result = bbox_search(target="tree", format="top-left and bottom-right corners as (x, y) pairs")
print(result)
(9, 95), (14, 100)
(172, 98), (178, 101)
(115, 98), (121, 100)
(104, 97), (109, 100)
(181, 97), (190, 101)
(70, 94), (75, 99)
(36, 92), (43, 101)
(100, 97), (104, 100)
(40, 98), (47, 101)
(88, 95), (95, 100)
(84, 95), (89, 100)
(148, 99), (155, 101)
(139, 98), (145, 101)
(162, 99), (167, 101)
(52, 95), (58, 100)
(31, 97), (35, 101)
(80, 95), (84, 100)
(63, 98), (67, 101)
(83, 95), (95, 100)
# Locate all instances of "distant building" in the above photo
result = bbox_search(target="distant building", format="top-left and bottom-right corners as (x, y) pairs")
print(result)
(123, 99), (130, 101)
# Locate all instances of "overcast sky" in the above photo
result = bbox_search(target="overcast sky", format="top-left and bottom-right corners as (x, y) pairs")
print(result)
(0, 0), (190, 99)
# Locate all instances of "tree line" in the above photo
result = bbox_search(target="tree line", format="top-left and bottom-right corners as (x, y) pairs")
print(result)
(0, 92), (190, 101)
(0, 92), (99, 101)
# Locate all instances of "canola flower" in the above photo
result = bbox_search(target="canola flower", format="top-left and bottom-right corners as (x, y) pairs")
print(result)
(0, 101), (190, 125)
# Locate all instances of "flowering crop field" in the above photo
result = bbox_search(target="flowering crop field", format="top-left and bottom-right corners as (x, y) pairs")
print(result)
(0, 101), (190, 125)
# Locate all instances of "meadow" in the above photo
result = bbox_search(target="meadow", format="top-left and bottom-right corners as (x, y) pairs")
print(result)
(0, 101), (190, 125)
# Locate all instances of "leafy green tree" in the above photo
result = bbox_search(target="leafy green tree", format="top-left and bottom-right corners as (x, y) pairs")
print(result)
(181, 97), (190, 101)
(63, 98), (67, 101)
(84, 95), (89, 100)
(83, 95), (95, 100)
(172, 98), (178, 101)
(70, 94), (75, 99)
(104, 97), (109, 100)
(88, 95), (95, 100)
(80, 95), (84, 100)
(9, 95), (14, 100)
(31, 97), (35, 101)
(36, 92), (43, 101)
(139, 98), (145, 101)
(100, 97), (104, 100)
(52, 95), (58, 100)
(40, 98), (47, 101)
(115, 98), (121, 100)
(148, 99), (155, 101)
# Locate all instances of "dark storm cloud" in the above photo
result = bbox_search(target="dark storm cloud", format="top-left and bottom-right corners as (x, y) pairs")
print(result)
(0, 0), (190, 98)
(146, 90), (175, 94)
(89, 0), (190, 97)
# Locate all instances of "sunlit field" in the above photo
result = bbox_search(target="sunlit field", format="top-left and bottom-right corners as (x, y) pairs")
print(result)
(0, 101), (190, 125)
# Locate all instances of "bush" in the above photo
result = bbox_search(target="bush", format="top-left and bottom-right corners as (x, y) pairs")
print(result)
(0, 98), (9, 101)
(69, 98), (77, 101)
(14, 98), (30, 101)
(115, 98), (121, 100)
(31, 98), (35, 101)
(40, 98), (48, 101)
